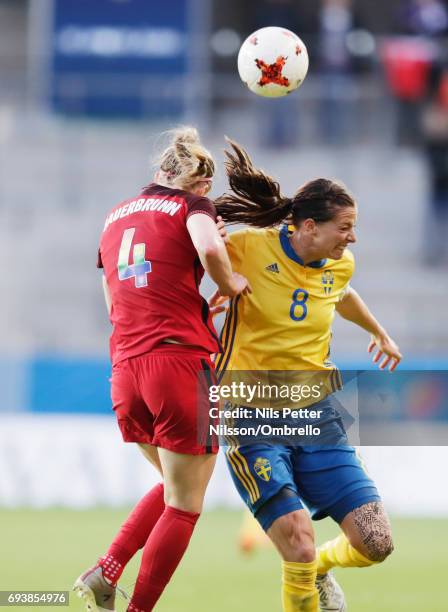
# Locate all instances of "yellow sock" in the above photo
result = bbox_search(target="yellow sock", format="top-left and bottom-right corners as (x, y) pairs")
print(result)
(316, 533), (376, 575)
(282, 559), (319, 611)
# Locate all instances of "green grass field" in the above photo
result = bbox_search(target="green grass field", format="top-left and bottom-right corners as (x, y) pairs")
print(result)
(1, 508), (446, 611)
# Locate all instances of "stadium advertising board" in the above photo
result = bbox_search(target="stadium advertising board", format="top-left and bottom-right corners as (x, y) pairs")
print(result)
(50, 0), (189, 116)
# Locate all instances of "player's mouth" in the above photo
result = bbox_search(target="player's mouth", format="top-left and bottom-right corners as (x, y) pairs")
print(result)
(329, 245), (347, 257)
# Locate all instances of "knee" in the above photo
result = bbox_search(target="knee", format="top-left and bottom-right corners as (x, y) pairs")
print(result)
(164, 489), (205, 514)
(346, 502), (394, 563)
(364, 532), (394, 563)
(351, 527), (394, 563)
(270, 513), (316, 563)
(296, 543), (316, 563)
(284, 530), (316, 563)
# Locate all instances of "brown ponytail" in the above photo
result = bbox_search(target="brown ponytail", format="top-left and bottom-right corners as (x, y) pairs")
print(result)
(215, 139), (293, 227)
(216, 139), (356, 228)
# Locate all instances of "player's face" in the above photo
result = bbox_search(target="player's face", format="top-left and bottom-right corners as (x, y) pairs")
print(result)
(314, 207), (357, 260)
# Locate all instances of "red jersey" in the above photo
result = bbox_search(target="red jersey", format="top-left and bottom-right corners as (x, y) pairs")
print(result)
(98, 183), (222, 365)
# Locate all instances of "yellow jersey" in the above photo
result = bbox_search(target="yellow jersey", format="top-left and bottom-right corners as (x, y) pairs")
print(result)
(215, 225), (354, 379)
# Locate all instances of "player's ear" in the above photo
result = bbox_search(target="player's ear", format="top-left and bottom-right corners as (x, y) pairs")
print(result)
(302, 218), (316, 233)
(194, 181), (212, 197)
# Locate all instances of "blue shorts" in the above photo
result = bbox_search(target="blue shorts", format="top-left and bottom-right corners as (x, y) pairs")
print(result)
(225, 398), (380, 530)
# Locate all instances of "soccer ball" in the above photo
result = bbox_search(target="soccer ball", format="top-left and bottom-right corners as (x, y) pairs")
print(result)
(237, 26), (309, 98)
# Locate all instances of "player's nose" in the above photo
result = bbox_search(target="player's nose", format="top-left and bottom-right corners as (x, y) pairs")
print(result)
(348, 230), (356, 243)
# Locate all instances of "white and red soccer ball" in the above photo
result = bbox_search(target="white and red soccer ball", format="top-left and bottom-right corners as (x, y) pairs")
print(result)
(237, 26), (309, 98)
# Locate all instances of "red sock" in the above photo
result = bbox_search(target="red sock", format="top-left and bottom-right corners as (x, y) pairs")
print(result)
(99, 482), (165, 585)
(128, 506), (200, 612)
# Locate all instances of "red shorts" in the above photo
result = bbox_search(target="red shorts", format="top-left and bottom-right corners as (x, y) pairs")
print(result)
(111, 345), (219, 455)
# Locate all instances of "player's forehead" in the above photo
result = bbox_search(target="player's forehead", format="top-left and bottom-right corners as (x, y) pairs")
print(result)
(333, 206), (357, 225)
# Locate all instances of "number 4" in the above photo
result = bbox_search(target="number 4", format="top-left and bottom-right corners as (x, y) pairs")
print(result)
(117, 228), (151, 288)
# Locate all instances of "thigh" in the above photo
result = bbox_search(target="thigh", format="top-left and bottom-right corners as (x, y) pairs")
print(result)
(225, 443), (302, 525)
(158, 447), (216, 513)
(293, 446), (381, 523)
(137, 350), (219, 456)
(111, 360), (154, 444)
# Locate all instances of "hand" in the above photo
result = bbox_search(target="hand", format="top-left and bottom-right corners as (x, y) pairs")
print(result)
(219, 273), (252, 298)
(368, 333), (402, 372)
(216, 216), (229, 243)
(208, 289), (229, 319)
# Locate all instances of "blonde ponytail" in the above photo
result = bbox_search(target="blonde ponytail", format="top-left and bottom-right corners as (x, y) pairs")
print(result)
(158, 126), (215, 191)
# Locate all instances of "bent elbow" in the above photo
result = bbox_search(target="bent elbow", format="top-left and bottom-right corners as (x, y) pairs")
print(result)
(201, 243), (221, 260)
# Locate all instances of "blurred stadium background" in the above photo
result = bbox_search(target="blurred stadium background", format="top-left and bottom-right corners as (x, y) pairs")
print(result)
(1, 0), (447, 610)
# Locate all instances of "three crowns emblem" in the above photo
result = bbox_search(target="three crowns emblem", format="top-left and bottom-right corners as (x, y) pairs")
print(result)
(322, 270), (334, 294)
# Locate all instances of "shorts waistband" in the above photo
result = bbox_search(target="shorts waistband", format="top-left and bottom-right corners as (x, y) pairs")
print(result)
(152, 342), (212, 358)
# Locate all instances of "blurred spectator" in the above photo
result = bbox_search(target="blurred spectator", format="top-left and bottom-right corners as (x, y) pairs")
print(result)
(421, 62), (448, 263)
(382, 1), (448, 145)
(384, 0), (448, 145)
(317, 0), (356, 144)
(398, 0), (448, 36)
(382, 37), (436, 145)
(319, 0), (354, 72)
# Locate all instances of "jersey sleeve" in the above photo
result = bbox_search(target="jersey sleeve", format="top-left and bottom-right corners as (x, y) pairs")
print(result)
(226, 230), (248, 273)
(185, 196), (217, 222)
(97, 248), (103, 269)
(338, 282), (351, 301)
(338, 250), (355, 300)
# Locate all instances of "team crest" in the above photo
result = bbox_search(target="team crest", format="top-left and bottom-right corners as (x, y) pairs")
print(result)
(321, 270), (334, 294)
(254, 457), (272, 482)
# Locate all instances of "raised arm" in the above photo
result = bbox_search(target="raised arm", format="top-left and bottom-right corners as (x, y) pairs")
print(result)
(102, 275), (112, 316)
(186, 213), (251, 297)
(336, 287), (402, 371)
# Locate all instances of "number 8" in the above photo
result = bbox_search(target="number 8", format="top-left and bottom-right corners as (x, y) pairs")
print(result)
(290, 288), (309, 321)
